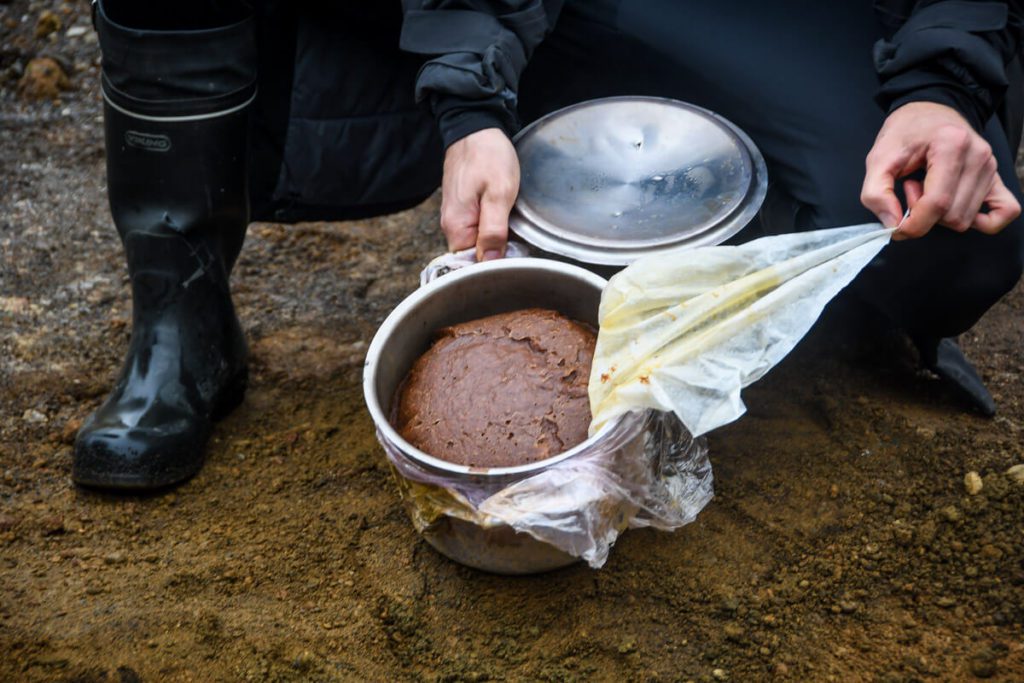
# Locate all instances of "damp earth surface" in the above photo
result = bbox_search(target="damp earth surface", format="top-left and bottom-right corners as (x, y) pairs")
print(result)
(2, 1), (1024, 681)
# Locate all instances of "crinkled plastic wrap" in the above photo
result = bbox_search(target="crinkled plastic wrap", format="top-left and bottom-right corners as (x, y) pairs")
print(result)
(378, 410), (712, 571)
(590, 224), (894, 437)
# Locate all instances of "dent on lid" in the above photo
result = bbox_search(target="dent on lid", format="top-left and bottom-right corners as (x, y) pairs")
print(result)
(511, 97), (766, 265)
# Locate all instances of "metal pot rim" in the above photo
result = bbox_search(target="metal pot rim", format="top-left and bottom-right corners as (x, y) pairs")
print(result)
(363, 257), (640, 478)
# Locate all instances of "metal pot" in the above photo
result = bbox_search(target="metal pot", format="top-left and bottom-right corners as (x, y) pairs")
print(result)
(363, 258), (648, 574)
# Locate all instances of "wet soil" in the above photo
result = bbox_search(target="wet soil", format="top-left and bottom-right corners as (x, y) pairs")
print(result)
(2, 2), (1024, 681)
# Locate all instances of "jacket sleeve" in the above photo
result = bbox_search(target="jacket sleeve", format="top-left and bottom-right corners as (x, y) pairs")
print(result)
(873, 0), (1023, 130)
(400, 0), (562, 148)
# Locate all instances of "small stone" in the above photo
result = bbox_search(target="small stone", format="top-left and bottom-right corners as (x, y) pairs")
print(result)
(798, 579), (810, 588)
(35, 10), (62, 39)
(103, 551), (126, 565)
(17, 57), (70, 100)
(723, 623), (744, 641)
(980, 544), (1003, 560)
(941, 505), (961, 523)
(935, 596), (957, 608)
(839, 600), (860, 614)
(915, 426), (936, 440)
(1005, 464), (1024, 484)
(291, 650), (318, 672)
(42, 515), (65, 536)
(61, 418), (83, 445)
(0, 515), (18, 532)
(23, 408), (48, 424)
(618, 637), (637, 654)
(116, 666), (141, 683)
(964, 471), (983, 496)
(712, 668), (727, 680)
(829, 484), (839, 499)
(969, 653), (997, 678)
(65, 25), (88, 38)
(85, 584), (104, 595)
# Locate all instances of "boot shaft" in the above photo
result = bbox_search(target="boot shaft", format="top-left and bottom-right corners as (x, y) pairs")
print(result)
(96, 0), (256, 262)
(103, 100), (252, 242)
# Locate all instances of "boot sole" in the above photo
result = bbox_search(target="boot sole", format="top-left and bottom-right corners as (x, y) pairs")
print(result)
(72, 368), (249, 491)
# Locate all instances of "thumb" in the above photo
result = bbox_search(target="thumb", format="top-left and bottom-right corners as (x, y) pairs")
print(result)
(861, 161), (905, 229)
(475, 186), (515, 261)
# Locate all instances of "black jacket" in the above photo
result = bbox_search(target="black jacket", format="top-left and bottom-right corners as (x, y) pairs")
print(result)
(250, 2), (444, 223)
(402, 0), (1023, 144)
(254, 1), (1021, 222)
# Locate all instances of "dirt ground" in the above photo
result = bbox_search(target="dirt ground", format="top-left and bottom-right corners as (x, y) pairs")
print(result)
(3, 2), (1024, 681)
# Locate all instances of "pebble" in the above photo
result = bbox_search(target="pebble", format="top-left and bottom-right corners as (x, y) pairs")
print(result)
(291, 650), (318, 672)
(964, 471), (983, 496)
(41, 515), (65, 536)
(723, 623), (744, 641)
(712, 669), (727, 680)
(65, 25), (88, 38)
(17, 57), (70, 100)
(103, 551), (126, 565)
(35, 10), (61, 39)
(969, 653), (997, 678)
(935, 596), (957, 608)
(23, 408), (48, 424)
(1005, 464), (1024, 484)
(980, 544), (1003, 560)
(839, 600), (860, 614)
(941, 505), (961, 523)
(61, 418), (82, 445)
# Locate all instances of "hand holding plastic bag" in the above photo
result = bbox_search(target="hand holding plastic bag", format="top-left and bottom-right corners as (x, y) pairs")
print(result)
(589, 223), (895, 437)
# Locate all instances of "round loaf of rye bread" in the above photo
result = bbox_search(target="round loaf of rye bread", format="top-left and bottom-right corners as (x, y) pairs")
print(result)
(395, 308), (596, 467)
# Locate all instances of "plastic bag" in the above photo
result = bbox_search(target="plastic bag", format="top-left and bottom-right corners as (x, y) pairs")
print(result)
(384, 223), (888, 570)
(379, 410), (712, 570)
(589, 223), (894, 437)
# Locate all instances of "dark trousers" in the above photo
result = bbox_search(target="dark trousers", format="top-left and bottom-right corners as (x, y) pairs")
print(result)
(521, 0), (1024, 340)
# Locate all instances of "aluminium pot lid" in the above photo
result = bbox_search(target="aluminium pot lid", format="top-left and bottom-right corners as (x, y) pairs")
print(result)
(510, 96), (768, 266)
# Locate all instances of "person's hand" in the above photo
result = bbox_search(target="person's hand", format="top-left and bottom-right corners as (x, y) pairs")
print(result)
(860, 101), (1021, 240)
(440, 127), (520, 260)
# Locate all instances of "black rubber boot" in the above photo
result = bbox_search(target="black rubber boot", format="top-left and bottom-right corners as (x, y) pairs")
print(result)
(914, 337), (996, 417)
(73, 1), (257, 489)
